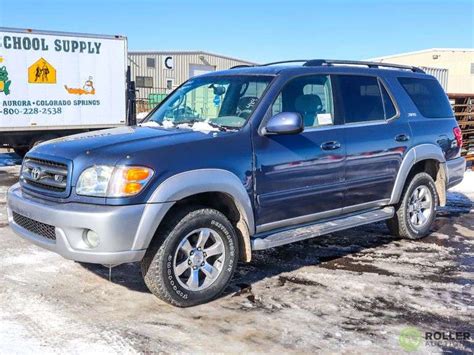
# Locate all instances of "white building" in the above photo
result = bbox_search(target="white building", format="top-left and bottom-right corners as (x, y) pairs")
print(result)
(128, 51), (254, 104)
(371, 48), (474, 94)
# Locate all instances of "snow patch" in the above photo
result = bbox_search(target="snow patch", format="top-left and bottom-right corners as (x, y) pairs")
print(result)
(449, 169), (474, 202)
(136, 111), (150, 120)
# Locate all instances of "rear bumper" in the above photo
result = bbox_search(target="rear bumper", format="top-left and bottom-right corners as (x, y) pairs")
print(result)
(446, 157), (466, 189)
(6, 183), (147, 265)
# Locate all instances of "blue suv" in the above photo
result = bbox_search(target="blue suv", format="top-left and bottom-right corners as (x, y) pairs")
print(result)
(7, 59), (465, 306)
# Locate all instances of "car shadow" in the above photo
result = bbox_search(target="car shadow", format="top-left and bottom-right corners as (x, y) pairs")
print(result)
(79, 192), (473, 298)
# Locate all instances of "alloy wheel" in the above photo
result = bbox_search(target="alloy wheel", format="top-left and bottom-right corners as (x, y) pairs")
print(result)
(407, 185), (433, 229)
(173, 228), (226, 291)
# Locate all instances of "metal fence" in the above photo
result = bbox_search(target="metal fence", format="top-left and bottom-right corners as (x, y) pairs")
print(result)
(135, 87), (169, 114)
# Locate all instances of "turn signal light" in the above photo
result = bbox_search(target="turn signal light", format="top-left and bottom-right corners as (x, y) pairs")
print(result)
(107, 166), (154, 197)
(123, 182), (143, 195)
(125, 167), (151, 181)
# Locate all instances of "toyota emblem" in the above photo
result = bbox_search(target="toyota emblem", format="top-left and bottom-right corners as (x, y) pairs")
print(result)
(31, 167), (42, 181)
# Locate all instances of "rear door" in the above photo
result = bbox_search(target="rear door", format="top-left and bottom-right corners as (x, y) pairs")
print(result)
(253, 74), (346, 231)
(333, 74), (411, 210)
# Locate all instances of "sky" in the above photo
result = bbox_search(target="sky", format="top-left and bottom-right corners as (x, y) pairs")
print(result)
(0, 0), (472, 63)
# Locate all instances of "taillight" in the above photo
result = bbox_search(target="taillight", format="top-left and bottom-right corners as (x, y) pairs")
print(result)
(453, 127), (462, 148)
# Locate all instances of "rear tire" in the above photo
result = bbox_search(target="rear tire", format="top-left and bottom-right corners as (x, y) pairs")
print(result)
(387, 172), (438, 240)
(141, 206), (239, 307)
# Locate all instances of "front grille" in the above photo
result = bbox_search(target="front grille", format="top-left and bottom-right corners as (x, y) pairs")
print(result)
(12, 212), (56, 241)
(21, 158), (68, 193)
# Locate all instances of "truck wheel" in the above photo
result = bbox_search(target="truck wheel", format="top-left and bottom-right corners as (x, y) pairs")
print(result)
(387, 172), (438, 240)
(141, 207), (239, 307)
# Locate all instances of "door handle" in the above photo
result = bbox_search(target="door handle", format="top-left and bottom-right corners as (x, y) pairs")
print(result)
(395, 134), (410, 142)
(320, 141), (341, 150)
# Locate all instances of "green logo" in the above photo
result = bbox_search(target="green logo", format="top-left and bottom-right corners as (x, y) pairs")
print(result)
(0, 64), (12, 95)
(399, 327), (422, 352)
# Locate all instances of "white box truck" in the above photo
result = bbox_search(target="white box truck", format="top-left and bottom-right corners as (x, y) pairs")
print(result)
(0, 27), (128, 156)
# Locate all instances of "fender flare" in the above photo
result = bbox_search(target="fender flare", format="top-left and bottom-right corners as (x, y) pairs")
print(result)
(132, 169), (255, 261)
(389, 144), (447, 205)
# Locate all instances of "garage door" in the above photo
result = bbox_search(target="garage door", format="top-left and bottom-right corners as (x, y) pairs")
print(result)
(189, 64), (215, 78)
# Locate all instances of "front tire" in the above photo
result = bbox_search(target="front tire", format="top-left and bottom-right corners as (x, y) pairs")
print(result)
(141, 207), (239, 307)
(387, 172), (438, 240)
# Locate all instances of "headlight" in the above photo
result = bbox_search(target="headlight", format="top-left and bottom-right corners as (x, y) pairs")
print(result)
(76, 165), (154, 197)
(76, 165), (114, 197)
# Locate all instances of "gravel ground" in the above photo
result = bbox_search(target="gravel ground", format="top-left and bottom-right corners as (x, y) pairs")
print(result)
(0, 153), (473, 354)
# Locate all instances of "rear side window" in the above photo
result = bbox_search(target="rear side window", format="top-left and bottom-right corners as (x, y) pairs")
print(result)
(336, 75), (396, 123)
(398, 77), (454, 118)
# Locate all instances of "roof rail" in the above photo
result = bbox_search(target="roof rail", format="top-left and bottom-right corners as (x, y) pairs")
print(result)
(230, 60), (308, 69)
(260, 60), (309, 66)
(303, 59), (425, 73)
(229, 64), (255, 69)
(230, 59), (425, 73)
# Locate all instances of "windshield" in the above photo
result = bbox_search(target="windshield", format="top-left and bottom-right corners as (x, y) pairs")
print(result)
(144, 75), (273, 131)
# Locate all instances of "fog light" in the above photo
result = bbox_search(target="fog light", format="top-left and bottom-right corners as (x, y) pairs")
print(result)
(83, 230), (100, 248)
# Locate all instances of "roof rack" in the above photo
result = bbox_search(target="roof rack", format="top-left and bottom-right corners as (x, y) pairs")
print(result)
(260, 60), (309, 66)
(229, 59), (424, 73)
(303, 59), (425, 73)
(229, 64), (255, 69)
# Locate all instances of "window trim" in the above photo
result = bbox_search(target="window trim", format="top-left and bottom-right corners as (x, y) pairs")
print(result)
(166, 78), (174, 90)
(136, 75), (154, 88)
(262, 73), (338, 133)
(378, 78), (400, 122)
(333, 73), (400, 126)
(146, 57), (156, 68)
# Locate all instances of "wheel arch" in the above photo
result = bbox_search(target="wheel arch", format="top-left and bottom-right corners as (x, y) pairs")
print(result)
(132, 169), (255, 262)
(389, 144), (447, 206)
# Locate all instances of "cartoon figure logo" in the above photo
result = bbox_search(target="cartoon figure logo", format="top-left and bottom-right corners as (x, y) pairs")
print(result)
(65, 76), (95, 95)
(28, 58), (57, 84)
(0, 57), (12, 95)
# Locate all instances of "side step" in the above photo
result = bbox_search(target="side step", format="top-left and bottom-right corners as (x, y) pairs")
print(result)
(251, 207), (394, 250)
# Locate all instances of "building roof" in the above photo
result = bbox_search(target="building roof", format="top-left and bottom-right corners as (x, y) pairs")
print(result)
(370, 48), (474, 61)
(128, 50), (256, 65)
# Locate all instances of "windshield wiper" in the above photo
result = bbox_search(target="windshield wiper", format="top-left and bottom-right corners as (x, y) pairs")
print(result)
(206, 121), (228, 132)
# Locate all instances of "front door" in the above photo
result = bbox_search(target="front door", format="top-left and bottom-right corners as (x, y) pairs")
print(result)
(253, 74), (346, 232)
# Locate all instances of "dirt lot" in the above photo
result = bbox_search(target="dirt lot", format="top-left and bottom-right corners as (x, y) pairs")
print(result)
(0, 152), (473, 353)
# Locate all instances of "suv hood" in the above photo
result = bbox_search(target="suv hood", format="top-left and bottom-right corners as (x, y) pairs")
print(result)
(29, 126), (223, 162)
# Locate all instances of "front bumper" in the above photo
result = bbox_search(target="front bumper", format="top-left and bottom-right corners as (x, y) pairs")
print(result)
(446, 156), (466, 189)
(6, 183), (148, 265)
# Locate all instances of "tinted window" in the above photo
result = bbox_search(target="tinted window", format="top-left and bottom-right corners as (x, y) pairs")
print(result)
(381, 84), (397, 118)
(272, 75), (334, 128)
(398, 77), (453, 118)
(337, 75), (385, 123)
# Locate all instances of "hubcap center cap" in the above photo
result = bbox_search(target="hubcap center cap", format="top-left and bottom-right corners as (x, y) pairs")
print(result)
(190, 250), (204, 267)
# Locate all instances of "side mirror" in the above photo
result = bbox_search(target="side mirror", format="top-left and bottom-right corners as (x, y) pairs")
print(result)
(264, 112), (304, 135)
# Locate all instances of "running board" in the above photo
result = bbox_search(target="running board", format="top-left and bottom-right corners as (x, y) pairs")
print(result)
(251, 207), (394, 250)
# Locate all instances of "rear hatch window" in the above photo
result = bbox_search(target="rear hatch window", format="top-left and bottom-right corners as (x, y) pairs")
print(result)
(398, 77), (454, 118)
